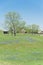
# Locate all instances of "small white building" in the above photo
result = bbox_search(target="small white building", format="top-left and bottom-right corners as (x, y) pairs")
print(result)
(21, 29), (26, 33)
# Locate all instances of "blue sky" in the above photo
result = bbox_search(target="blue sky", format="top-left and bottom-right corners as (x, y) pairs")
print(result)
(0, 0), (43, 30)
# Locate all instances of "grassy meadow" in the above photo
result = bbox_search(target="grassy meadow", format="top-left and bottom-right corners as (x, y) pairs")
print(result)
(0, 33), (43, 65)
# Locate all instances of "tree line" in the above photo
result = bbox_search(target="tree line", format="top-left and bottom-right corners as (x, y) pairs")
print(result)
(5, 12), (40, 36)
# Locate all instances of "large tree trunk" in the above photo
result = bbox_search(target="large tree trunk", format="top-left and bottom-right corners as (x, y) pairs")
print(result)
(13, 27), (16, 36)
(14, 30), (16, 36)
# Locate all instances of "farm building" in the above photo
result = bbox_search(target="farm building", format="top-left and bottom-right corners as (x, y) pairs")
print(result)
(38, 31), (43, 34)
(20, 29), (27, 33)
(3, 30), (9, 34)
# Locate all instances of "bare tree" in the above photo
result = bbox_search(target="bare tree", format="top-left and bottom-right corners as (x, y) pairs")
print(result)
(5, 12), (20, 36)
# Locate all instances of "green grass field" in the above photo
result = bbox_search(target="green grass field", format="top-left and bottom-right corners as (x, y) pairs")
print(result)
(0, 33), (43, 65)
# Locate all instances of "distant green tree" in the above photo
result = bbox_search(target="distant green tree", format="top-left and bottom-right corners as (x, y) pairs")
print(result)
(24, 24), (39, 34)
(17, 21), (26, 32)
(31, 24), (39, 34)
(24, 25), (32, 33)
